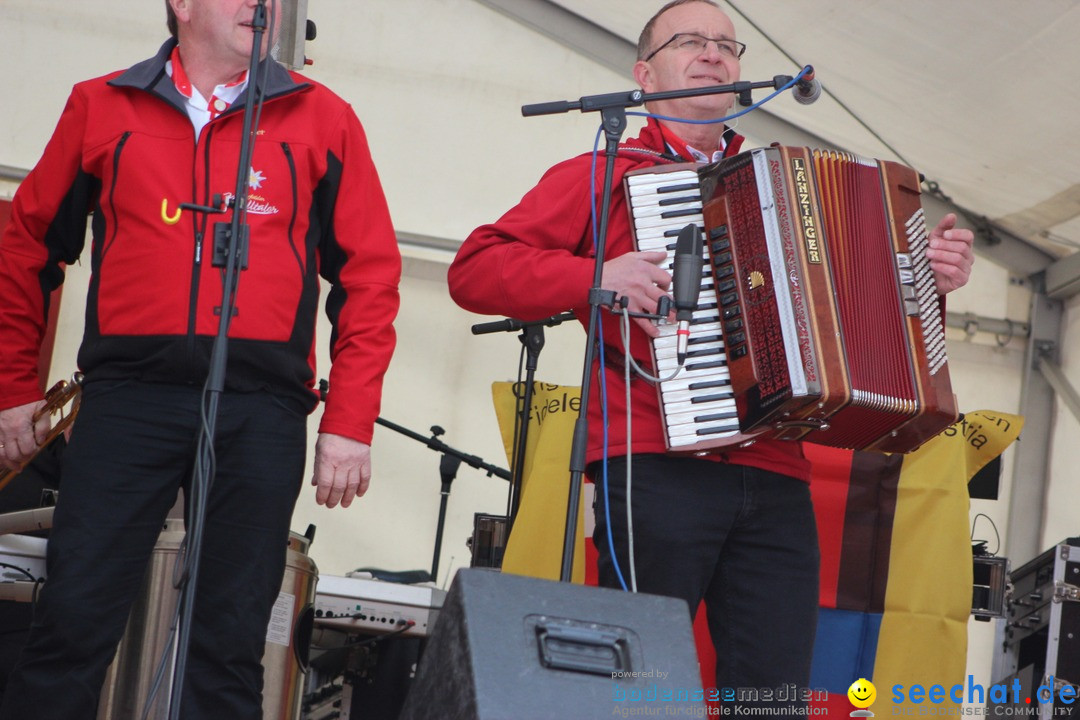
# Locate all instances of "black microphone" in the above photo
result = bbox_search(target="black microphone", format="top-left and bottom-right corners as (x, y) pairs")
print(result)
(672, 224), (703, 365)
(793, 67), (821, 105)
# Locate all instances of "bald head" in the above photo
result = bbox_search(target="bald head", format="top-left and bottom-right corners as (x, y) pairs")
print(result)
(638, 0), (721, 60)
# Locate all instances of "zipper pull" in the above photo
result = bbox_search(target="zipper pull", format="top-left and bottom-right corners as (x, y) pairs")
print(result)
(195, 231), (203, 265)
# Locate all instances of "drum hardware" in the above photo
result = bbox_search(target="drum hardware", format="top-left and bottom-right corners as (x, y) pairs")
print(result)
(372, 416), (509, 583)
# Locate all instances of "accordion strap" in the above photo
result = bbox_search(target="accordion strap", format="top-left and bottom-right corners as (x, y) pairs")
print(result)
(615, 146), (685, 164)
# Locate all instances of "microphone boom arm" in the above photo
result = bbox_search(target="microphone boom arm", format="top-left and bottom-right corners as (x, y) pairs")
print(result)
(522, 68), (813, 117)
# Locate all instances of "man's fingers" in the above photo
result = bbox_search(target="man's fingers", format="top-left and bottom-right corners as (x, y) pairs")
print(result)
(339, 464), (361, 508)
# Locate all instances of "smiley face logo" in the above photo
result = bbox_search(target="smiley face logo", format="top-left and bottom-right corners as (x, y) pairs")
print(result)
(848, 678), (877, 709)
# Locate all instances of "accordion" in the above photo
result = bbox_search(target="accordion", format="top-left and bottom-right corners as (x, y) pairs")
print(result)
(624, 145), (957, 453)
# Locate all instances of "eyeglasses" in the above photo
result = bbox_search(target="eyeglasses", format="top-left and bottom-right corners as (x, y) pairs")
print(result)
(644, 33), (747, 62)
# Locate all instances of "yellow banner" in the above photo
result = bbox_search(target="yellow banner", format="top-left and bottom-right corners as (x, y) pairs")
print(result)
(491, 381), (585, 583)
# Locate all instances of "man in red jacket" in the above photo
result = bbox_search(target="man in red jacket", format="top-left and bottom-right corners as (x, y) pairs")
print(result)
(449, 0), (973, 707)
(0, 1), (400, 717)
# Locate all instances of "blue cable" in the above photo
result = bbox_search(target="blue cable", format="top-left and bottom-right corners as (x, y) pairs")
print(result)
(632, 65), (810, 128)
(590, 124), (630, 592)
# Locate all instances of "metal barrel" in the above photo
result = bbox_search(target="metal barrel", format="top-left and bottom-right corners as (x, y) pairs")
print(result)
(97, 520), (318, 720)
(262, 530), (318, 720)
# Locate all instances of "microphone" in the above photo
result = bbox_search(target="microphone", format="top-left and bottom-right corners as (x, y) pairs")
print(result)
(671, 223), (703, 365)
(793, 67), (821, 105)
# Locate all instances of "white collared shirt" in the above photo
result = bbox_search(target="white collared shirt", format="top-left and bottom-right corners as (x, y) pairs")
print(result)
(166, 48), (248, 136)
(666, 141), (728, 164)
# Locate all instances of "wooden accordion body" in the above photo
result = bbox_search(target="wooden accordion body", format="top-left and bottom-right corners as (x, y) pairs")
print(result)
(624, 145), (958, 453)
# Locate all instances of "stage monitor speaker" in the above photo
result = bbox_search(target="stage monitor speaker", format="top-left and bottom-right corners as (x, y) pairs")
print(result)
(399, 569), (705, 720)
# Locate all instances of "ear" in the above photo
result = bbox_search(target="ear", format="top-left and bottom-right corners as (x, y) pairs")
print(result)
(633, 60), (654, 93)
(169, 0), (191, 24)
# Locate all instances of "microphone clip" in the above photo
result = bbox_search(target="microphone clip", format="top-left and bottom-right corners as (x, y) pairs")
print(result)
(671, 223), (704, 365)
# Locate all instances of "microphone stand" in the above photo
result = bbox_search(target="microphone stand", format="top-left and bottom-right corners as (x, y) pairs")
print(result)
(167, 3), (270, 717)
(373, 417), (510, 583)
(521, 75), (797, 583)
(471, 312), (576, 534)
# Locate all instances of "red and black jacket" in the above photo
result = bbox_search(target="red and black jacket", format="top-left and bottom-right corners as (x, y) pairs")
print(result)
(449, 118), (811, 480)
(0, 40), (401, 444)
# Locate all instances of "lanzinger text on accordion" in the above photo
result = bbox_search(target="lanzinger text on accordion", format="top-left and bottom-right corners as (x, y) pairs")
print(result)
(624, 145), (958, 454)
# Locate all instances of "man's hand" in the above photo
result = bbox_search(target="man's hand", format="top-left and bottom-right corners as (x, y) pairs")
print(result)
(0, 401), (49, 472)
(310, 433), (372, 508)
(601, 250), (673, 336)
(927, 213), (975, 295)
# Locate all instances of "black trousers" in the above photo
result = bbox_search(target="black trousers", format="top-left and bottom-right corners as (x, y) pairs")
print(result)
(0, 379), (306, 720)
(592, 454), (820, 707)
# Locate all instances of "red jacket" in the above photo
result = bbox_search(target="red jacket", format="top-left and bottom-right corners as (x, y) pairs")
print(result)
(449, 118), (810, 481)
(0, 40), (400, 444)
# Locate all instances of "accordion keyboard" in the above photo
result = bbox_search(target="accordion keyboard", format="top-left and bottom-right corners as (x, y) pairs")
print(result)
(625, 169), (741, 448)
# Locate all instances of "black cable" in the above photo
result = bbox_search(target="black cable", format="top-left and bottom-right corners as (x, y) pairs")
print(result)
(140, 593), (184, 720)
(971, 512), (1001, 556)
(0, 565), (43, 613)
(0, 562), (37, 582)
(346, 619), (416, 648)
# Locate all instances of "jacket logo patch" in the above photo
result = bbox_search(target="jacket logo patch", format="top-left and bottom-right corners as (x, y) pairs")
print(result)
(224, 167), (280, 216)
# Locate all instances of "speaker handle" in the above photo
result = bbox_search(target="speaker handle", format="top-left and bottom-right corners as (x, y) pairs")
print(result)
(535, 621), (630, 677)
(293, 603), (315, 672)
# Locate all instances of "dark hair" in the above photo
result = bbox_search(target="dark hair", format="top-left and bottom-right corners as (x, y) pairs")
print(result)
(637, 0), (721, 60)
(166, 1), (177, 38)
